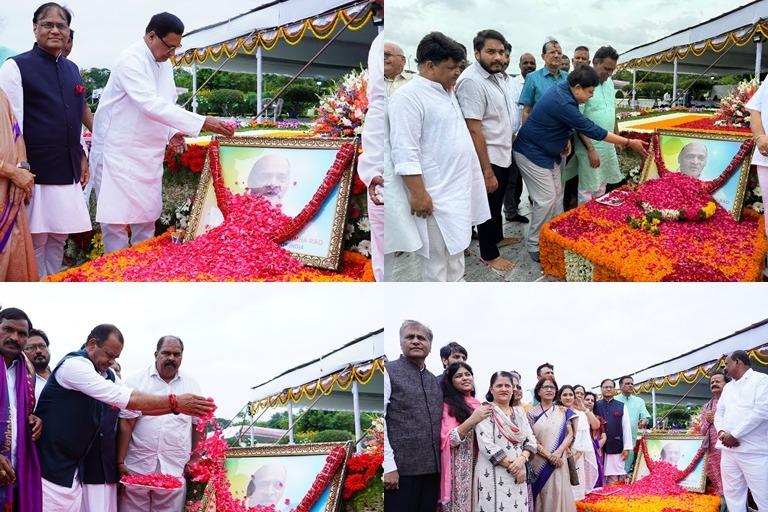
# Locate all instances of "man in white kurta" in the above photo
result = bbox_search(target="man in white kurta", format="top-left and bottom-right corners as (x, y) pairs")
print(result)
(91, 13), (233, 254)
(714, 350), (768, 512)
(358, 29), (386, 281)
(389, 32), (490, 282)
(117, 336), (202, 512)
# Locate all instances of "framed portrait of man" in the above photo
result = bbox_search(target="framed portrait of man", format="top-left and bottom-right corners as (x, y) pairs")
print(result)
(630, 434), (708, 492)
(640, 129), (752, 220)
(187, 136), (357, 271)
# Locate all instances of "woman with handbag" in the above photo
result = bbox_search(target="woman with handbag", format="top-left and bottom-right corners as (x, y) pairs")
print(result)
(439, 362), (492, 512)
(558, 385), (600, 500)
(474, 371), (537, 512)
(527, 376), (577, 512)
(583, 391), (607, 487)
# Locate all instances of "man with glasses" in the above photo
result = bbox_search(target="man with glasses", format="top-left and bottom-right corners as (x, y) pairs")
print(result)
(519, 38), (568, 123)
(594, 378), (632, 484)
(23, 328), (51, 402)
(384, 42), (412, 96)
(0, 307), (43, 510)
(34, 324), (214, 511)
(91, 12), (234, 255)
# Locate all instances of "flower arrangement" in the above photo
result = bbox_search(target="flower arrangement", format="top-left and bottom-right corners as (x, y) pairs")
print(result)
(346, 169), (371, 257)
(713, 78), (759, 128)
(342, 416), (384, 511)
(312, 68), (368, 138)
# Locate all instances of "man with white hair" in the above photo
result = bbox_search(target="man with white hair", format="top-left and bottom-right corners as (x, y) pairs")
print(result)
(247, 154), (292, 207)
(384, 42), (412, 96)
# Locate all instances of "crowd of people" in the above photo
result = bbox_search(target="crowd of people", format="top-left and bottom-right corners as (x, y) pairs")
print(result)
(383, 28), (649, 281)
(0, 306), (213, 512)
(0, 2), (234, 282)
(383, 320), (768, 512)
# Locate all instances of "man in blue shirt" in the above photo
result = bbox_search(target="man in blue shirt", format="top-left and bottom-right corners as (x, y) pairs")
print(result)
(519, 38), (568, 123)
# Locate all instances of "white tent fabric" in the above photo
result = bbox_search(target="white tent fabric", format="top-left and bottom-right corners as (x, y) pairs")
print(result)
(618, 0), (768, 76)
(174, 0), (377, 79)
(628, 319), (768, 410)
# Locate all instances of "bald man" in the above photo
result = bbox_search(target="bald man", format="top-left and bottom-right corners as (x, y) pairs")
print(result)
(676, 142), (708, 179)
(384, 42), (412, 96)
(247, 154), (292, 206)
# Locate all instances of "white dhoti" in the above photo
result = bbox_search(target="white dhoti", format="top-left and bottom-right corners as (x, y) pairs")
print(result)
(420, 215), (465, 282)
(119, 482), (185, 512)
(720, 449), (768, 512)
(81, 483), (117, 512)
(43, 476), (82, 512)
(603, 453), (626, 476)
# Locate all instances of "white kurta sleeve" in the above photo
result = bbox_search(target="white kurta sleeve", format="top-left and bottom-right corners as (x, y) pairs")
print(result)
(389, 92), (425, 176)
(382, 370), (397, 473)
(357, 32), (385, 187)
(0, 59), (24, 128)
(729, 374), (768, 439)
(56, 356), (133, 409)
(115, 55), (204, 136)
(621, 404), (633, 450)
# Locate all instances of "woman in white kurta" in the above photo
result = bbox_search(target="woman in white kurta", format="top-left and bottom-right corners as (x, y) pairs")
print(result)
(91, 14), (232, 254)
(558, 385), (599, 500)
(474, 372), (536, 512)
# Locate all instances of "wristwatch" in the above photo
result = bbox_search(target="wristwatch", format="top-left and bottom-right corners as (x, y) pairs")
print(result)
(17, 161), (30, 171)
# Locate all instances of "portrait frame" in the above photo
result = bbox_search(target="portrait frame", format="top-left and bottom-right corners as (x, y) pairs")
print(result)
(640, 129), (752, 221)
(187, 136), (358, 271)
(190, 441), (353, 512)
(630, 434), (708, 492)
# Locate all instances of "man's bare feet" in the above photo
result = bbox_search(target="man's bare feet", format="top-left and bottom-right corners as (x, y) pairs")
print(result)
(483, 256), (515, 271)
(496, 237), (521, 248)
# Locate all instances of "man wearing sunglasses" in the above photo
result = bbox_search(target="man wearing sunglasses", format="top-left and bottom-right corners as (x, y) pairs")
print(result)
(91, 12), (234, 255)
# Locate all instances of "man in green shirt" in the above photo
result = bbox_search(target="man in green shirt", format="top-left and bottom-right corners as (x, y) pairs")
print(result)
(615, 375), (651, 475)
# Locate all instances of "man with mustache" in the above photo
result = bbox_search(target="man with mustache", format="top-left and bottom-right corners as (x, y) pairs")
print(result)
(23, 328), (51, 402)
(714, 350), (768, 512)
(0, 307), (43, 511)
(117, 335), (203, 512)
(698, 370), (729, 505)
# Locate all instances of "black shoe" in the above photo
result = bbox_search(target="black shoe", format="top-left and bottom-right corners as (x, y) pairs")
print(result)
(507, 214), (530, 224)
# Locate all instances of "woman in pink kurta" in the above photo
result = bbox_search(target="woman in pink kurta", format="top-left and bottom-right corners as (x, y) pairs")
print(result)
(439, 362), (492, 512)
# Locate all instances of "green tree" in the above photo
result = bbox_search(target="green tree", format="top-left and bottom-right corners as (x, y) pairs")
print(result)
(206, 88), (245, 115)
(80, 67), (111, 102)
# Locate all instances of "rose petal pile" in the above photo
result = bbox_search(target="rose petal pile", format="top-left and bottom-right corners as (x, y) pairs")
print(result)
(121, 473), (182, 489)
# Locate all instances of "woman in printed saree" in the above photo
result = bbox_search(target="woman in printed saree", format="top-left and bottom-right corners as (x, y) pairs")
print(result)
(527, 376), (576, 512)
(474, 371), (536, 512)
(558, 385), (599, 500)
(583, 391), (606, 487)
(439, 362), (492, 512)
(0, 88), (36, 281)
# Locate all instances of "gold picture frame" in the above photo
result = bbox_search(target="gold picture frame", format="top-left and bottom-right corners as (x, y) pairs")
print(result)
(630, 433), (708, 492)
(640, 129), (752, 221)
(189, 441), (353, 512)
(187, 136), (357, 271)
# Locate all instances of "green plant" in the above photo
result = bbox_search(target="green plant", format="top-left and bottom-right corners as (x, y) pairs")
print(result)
(313, 429), (354, 443)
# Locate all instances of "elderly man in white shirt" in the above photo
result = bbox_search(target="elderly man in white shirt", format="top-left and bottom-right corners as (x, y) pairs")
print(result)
(389, 32), (490, 281)
(117, 336), (203, 512)
(714, 350), (768, 512)
(34, 324), (213, 512)
(91, 12), (233, 254)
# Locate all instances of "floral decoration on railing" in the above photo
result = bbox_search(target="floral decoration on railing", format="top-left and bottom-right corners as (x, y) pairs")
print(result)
(713, 78), (758, 128)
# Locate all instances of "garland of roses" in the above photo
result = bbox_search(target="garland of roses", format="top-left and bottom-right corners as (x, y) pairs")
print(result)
(651, 131), (754, 193)
(207, 140), (356, 243)
(639, 437), (706, 482)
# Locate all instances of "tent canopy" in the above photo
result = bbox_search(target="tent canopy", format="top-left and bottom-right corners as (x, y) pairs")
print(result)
(630, 319), (768, 406)
(249, 328), (385, 415)
(173, 0), (377, 79)
(618, 0), (768, 76)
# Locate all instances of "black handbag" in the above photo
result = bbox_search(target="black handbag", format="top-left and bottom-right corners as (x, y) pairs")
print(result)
(566, 454), (580, 486)
(525, 460), (536, 484)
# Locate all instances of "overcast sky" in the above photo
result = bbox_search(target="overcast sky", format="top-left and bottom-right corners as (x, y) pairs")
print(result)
(0, 0), (260, 69)
(386, 0), (753, 73)
(381, 284), (768, 398)
(2, 283), (382, 420)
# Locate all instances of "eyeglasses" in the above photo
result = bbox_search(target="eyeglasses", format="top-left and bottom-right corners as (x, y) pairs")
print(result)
(38, 22), (69, 31)
(157, 35), (181, 52)
(384, 52), (404, 58)
(23, 343), (48, 353)
(541, 385), (557, 391)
